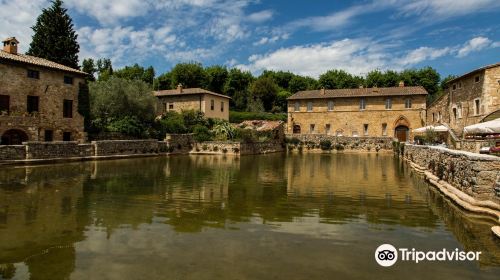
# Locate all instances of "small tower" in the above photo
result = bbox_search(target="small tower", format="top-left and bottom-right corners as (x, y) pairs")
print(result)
(2, 37), (19, 55)
(177, 83), (183, 93)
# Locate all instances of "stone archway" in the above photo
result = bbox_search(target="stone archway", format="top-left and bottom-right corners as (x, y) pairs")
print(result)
(1, 129), (29, 145)
(393, 116), (411, 142)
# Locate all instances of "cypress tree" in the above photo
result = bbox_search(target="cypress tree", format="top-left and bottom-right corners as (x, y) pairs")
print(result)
(27, 0), (80, 69)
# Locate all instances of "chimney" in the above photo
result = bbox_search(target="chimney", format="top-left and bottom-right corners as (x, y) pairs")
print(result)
(177, 83), (183, 93)
(399, 81), (405, 87)
(2, 37), (19, 55)
(320, 88), (325, 95)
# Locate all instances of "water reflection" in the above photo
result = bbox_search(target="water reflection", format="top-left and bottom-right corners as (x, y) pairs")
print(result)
(0, 154), (499, 279)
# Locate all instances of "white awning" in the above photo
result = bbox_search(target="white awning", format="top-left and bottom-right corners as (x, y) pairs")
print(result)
(413, 125), (448, 133)
(463, 118), (500, 134)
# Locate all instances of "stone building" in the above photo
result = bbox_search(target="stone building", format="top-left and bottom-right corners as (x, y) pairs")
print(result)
(287, 83), (427, 142)
(427, 62), (500, 136)
(154, 85), (231, 120)
(0, 37), (87, 144)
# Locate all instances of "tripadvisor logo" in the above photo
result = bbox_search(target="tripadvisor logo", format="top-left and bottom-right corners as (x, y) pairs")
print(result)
(375, 244), (481, 267)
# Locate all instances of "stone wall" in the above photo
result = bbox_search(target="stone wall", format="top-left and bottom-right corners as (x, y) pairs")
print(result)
(190, 141), (284, 155)
(0, 145), (25, 160)
(93, 140), (162, 156)
(165, 134), (194, 154)
(459, 139), (496, 153)
(404, 144), (500, 200)
(285, 134), (393, 152)
(25, 142), (93, 159)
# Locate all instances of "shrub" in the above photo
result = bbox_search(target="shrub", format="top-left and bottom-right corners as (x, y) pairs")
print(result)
(213, 146), (219, 152)
(222, 148), (228, 153)
(335, 143), (344, 151)
(233, 147), (240, 153)
(202, 144), (208, 151)
(193, 125), (213, 142)
(212, 120), (235, 140)
(235, 128), (258, 143)
(287, 137), (301, 145)
(106, 116), (145, 138)
(320, 139), (332, 151)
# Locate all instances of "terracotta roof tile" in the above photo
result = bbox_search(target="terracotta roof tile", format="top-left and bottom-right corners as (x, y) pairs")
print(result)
(288, 86), (427, 100)
(154, 88), (231, 99)
(0, 50), (87, 75)
(446, 61), (500, 84)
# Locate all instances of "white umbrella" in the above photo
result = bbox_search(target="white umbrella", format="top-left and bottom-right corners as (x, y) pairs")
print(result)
(463, 118), (500, 134)
(413, 125), (448, 133)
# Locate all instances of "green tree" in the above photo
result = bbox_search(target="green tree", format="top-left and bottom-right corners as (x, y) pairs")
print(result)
(171, 62), (208, 88)
(96, 58), (113, 81)
(224, 68), (254, 110)
(114, 64), (155, 85)
(289, 76), (308, 93)
(89, 77), (156, 133)
(319, 70), (361, 89)
(154, 72), (173, 90)
(275, 90), (293, 112)
(27, 0), (79, 69)
(78, 82), (91, 131)
(205, 65), (228, 93)
(249, 77), (279, 112)
(81, 58), (97, 82)
(260, 70), (294, 90)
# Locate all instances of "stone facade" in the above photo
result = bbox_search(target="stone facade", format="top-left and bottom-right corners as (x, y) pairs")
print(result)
(191, 141), (284, 155)
(404, 144), (500, 201)
(427, 63), (500, 136)
(285, 134), (393, 152)
(287, 86), (427, 142)
(0, 145), (25, 160)
(0, 42), (86, 144)
(154, 86), (230, 120)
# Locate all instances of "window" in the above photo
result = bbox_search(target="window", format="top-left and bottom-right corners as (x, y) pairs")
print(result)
(457, 104), (462, 118)
(307, 102), (313, 112)
(294, 102), (300, 112)
(63, 99), (73, 118)
(474, 98), (481, 115)
(452, 107), (457, 121)
(327, 100), (334, 111)
(452, 84), (456, 90)
(352, 130), (359, 137)
(363, 124), (369, 136)
(169, 103), (174, 110)
(0, 95), (9, 113)
(432, 113), (435, 122)
(385, 98), (392, 109)
(27, 69), (40, 79)
(63, 132), (71, 141)
(44, 130), (53, 142)
(309, 124), (315, 133)
(336, 129), (343, 136)
(475, 76), (480, 83)
(325, 124), (331, 134)
(221, 101), (224, 112)
(360, 98), (366, 110)
(211, 100), (214, 110)
(382, 123), (387, 136)
(458, 82), (462, 89)
(405, 98), (412, 109)
(64, 76), (73, 85)
(27, 96), (39, 113)
(438, 112), (442, 122)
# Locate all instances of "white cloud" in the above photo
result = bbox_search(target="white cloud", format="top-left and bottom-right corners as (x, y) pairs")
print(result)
(457, 36), (492, 57)
(253, 34), (289, 46)
(240, 36), (497, 78)
(398, 0), (500, 19)
(399, 46), (453, 65)
(247, 10), (273, 23)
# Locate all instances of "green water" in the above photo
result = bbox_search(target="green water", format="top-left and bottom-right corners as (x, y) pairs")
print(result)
(0, 153), (499, 280)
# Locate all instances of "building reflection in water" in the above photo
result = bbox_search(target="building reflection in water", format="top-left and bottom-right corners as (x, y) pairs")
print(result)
(0, 153), (499, 279)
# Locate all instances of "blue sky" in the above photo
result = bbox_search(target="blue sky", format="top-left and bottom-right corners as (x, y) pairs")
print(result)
(1, 0), (499, 78)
